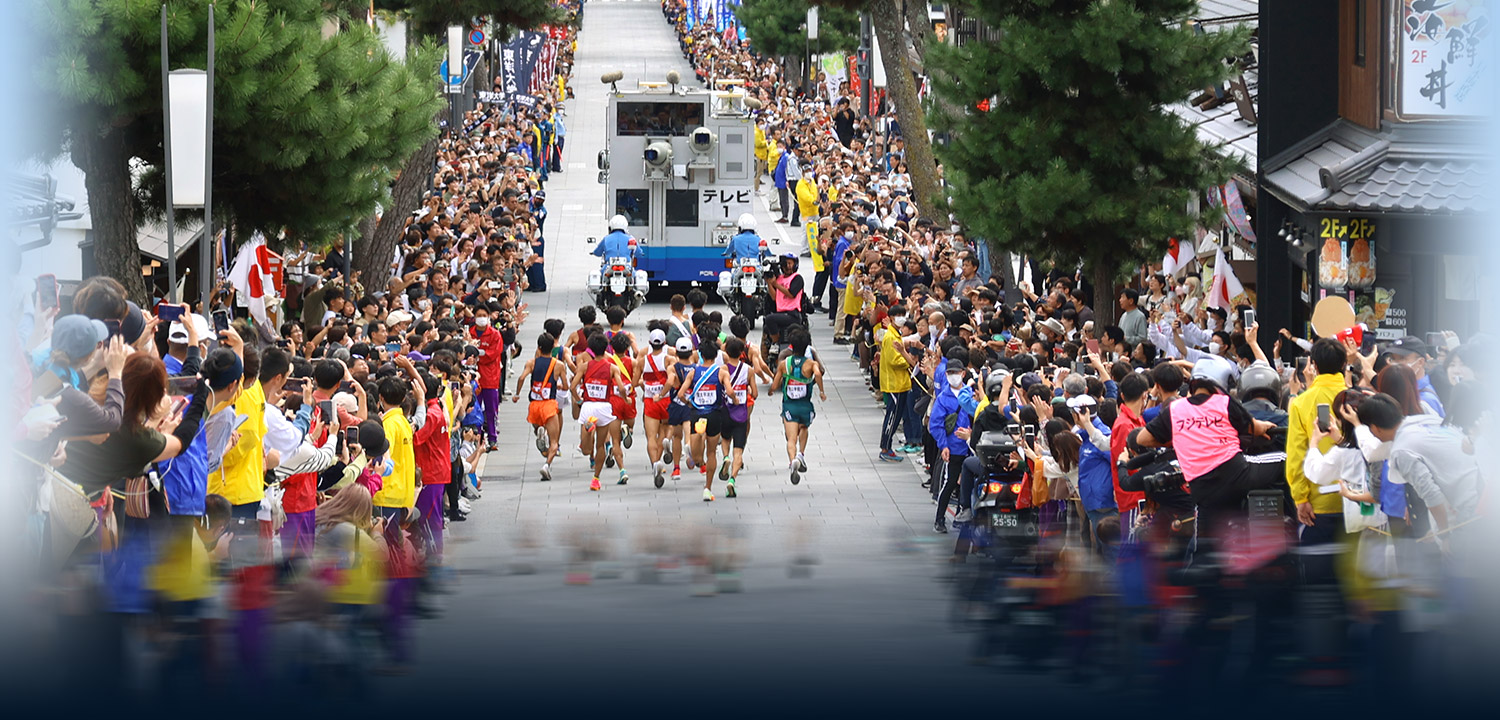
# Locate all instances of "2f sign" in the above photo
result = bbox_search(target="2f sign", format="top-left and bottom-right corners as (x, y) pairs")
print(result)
(1412, 49), (1428, 63)
(703, 189), (751, 219)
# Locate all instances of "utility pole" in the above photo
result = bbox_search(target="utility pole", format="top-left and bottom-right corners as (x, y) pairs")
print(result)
(859, 12), (873, 117)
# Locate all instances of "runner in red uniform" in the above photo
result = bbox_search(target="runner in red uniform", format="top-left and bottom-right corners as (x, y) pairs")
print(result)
(636, 327), (676, 487)
(569, 332), (628, 491)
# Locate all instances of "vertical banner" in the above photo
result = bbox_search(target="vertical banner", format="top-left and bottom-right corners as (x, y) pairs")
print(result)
(1221, 182), (1256, 243)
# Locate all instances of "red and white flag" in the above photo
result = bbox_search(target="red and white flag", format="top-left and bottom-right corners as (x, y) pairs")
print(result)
(1161, 237), (1183, 277)
(1205, 245), (1244, 310)
(228, 232), (282, 330)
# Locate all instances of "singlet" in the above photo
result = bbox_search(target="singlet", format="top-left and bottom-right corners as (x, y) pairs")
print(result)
(570, 327), (593, 357)
(642, 352), (669, 400)
(782, 356), (813, 403)
(582, 357), (613, 402)
(727, 362), (750, 406)
(688, 364), (723, 412)
(604, 329), (634, 358)
(1168, 393), (1240, 482)
(529, 356), (560, 402)
(607, 352), (633, 397)
(671, 362), (695, 406)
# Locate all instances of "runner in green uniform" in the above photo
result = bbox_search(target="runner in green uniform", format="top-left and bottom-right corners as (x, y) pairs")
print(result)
(771, 329), (825, 485)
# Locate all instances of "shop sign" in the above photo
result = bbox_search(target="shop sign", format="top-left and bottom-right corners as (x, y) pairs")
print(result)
(1317, 217), (1376, 292)
(1397, 0), (1491, 118)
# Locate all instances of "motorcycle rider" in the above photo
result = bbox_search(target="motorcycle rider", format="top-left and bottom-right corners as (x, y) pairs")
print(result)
(594, 214), (640, 264)
(1131, 355), (1279, 535)
(724, 213), (766, 262)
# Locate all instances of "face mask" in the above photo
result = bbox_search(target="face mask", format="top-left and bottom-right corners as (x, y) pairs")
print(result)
(476, 317), (490, 328)
(1208, 341), (1222, 355)
(1175, 285), (1187, 296)
(1354, 425), (1391, 463)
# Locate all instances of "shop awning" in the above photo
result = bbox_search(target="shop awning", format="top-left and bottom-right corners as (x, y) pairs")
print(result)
(1262, 119), (1488, 214)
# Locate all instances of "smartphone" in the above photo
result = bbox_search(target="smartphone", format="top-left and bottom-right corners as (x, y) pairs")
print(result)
(450, 381), (460, 394)
(157, 304), (185, 322)
(284, 378), (305, 393)
(1074, 360), (1089, 375)
(1085, 338), (1100, 356)
(337, 380), (356, 394)
(1316, 403), (1331, 433)
(1006, 423), (1021, 437)
(167, 376), (198, 396)
(103, 319), (122, 338)
(1296, 356), (1308, 375)
(212, 310), (231, 333)
(345, 427), (360, 446)
(1242, 309), (1256, 328)
(1136, 498), (1146, 514)
(385, 342), (402, 355)
(487, 281), (503, 290)
(318, 400), (335, 420)
(36, 274), (59, 312)
(1425, 332), (1444, 349)
(1022, 425), (1037, 446)
(169, 395), (189, 417)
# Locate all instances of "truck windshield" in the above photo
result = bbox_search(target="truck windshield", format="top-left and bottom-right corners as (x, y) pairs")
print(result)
(616, 101), (704, 136)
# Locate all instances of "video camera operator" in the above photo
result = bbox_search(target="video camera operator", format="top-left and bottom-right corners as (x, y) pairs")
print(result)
(1131, 355), (1280, 534)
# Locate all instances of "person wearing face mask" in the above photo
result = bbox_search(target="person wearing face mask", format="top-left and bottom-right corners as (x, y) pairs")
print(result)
(470, 309), (505, 450)
(877, 304), (920, 461)
(1384, 336), (1445, 418)
(929, 360), (978, 533)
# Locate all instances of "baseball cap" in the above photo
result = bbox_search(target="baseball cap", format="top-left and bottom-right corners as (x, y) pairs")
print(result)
(53, 314), (109, 362)
(168, 322), (191, 344)
(649, 329), (667, 346)
(387, 310), (414, 326)
(675, 337), (694, 353)
(1386, 335), (1431, 358)
(120, 301), (147, 344)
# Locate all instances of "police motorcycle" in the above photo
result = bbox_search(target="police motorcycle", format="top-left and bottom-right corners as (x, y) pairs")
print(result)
(716, 213), (773, 327)
(587, 215), (649, 314)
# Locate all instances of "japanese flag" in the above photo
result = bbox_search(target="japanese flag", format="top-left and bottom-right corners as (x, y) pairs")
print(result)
(1161, 238), (1183, 277)
(1205, 245), (1244, 310)
(228, 232), (282, 330)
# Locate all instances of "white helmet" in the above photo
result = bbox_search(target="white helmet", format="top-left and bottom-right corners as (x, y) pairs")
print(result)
(737, 213), (757, 232)
(608, 215), (629, 231)
(1190, 355), (1237, 394)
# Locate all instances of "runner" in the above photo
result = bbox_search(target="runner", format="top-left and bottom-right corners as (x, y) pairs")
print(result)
(716, 337), (757, 497)
(662, 293), (696, 350)
(636, 327), (676, 487)
(676, 338), (733, 502)
(664, 336), (698, 484)
(728, 314), (774, 385)
(512, 332), (566, 481)
(568, 332), (629, 490)
(772, 329), (826, 484)
(604, 309), (640, 450)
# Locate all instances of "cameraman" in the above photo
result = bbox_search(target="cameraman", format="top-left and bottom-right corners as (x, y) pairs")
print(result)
(1133, 355), (1278, 534)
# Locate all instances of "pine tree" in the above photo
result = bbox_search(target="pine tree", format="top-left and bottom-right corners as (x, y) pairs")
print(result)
(739, 0), (860, 57)
(27, 0), (444, 303)
(928, 0), (1248, 323)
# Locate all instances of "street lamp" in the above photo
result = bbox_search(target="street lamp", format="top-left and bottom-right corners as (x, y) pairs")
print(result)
(160, 3), (216, 306)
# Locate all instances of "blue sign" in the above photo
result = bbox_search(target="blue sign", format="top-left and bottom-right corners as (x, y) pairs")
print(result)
(438, 49), (482, 85)
(469, 29), (485, 45)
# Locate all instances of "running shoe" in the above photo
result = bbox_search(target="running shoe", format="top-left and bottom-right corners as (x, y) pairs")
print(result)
(702, 487), (714, 502)
(685, 453), (696, 470)
(933, 519), (948, 534)
(901, 443), (923, 454)
(535, 426), (548, 454)
(589, 477), (601, 492)
(622, 425), (634, 449)
(725, 478), (737, 498)
(653, 463), (665, 488)
(663, 448), (674, 465)
(789, 461), (801, 485)
(672, 465), (681, 480)
(878, 450), (904, 463)
(796, 453), (808, 472)
(539, 463), (551, 482)
(617, 469), (629, 486)
(718, 457), (731, 481)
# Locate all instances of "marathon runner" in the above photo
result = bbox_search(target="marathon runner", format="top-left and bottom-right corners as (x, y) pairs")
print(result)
(771, 328), (826, 484)
(512, 332), (567, 481)
(716, 337), (756, 497)
(635, 327), (676, 487)
(569, 332), (630, 491)
(676, 338), (733, 502)
(603, 307), (640, 450)
(664, 336), (698, 484)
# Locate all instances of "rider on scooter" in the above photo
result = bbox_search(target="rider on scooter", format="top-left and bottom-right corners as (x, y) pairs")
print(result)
(1130, 355), (1280, 535)
(763, 253), (806, 342)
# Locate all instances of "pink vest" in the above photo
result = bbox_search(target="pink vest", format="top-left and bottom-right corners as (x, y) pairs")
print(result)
(774, 278), (804, 312)
(1168, 393), (1240, 482)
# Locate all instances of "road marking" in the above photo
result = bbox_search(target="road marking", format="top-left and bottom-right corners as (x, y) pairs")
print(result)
(563, 204), (584, 211)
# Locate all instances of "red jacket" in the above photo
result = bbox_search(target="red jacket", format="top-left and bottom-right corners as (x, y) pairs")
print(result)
(413, 398), (451, 485)
(473, 325), (504, 389)
(1110, 403), (1146, 513)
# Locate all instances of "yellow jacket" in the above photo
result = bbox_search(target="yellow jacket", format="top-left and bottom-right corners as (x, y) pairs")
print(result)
(766, 141), (782, 174)
(209, 381), (266, 506)
(374, 407), (416, 509)
(878, 322), (913, 394)
(1285, 373), (1348, 514)
(754, 126), (768, 161)
(796, 178), (820, 218)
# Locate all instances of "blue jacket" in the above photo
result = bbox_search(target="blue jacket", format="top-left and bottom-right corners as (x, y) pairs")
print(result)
(160, 419), (208, 517)
(1076, 419), (1115, 513)
(773, 153), (788, 188)
(830, 236), (851, 289)
(928, 384), (977, 456)
(1417, 375), (1445, 418)
(593, 229), (636, 261)
(725, 230), (763, 260)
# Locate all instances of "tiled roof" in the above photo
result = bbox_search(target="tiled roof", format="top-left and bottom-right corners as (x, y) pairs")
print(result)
(1324, 158), (1486, 213)
(1165, 1), (1258, 173)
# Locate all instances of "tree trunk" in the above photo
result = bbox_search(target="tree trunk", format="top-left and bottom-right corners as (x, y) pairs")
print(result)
(991, 246), (1017, 290)
(357, 130), (440, 289)
(73, 125), (148, 305)
(870, 0), (941, 217)
(901, 0), (930, 64)
(1090, 261), (1118, 330)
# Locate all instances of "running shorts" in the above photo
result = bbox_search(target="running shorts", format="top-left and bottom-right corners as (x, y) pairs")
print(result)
(720, 415), (749, 449)
(527, 400), (559, 426)
(644, 397), (670, 421)
(668, 402), (692, 427)
(781, 401), (815, 427)
(577, 401), (617, 427)
(692, 408), (724, 438)
(609, 393), (638, 422)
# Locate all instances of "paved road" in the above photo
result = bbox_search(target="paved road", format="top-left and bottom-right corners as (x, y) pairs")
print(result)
(396, 4), (997, 709)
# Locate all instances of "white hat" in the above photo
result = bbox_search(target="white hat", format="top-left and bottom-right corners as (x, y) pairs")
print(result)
(387, 310), (414, 327)
(675, 337), (694, 353)
(168, 313), (211, 344)
(649, 329), (667, 346)
(333, 391), (359, 414)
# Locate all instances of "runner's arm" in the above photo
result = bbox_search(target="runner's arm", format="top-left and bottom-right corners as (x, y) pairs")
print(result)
(512, 359), (535, 401)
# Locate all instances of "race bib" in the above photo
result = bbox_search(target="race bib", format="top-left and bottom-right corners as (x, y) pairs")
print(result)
(693, 388), (717, 406)
(733, 388), (748, 404)
(585, 382), (609, 401)
(531, 384), (552, 400)
(786, 382), (808, 400)
(643, 382), (665, 399)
